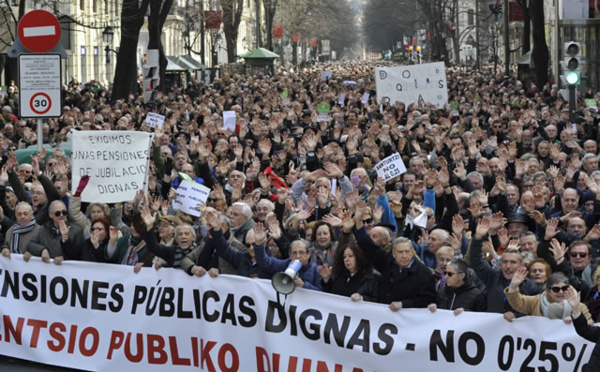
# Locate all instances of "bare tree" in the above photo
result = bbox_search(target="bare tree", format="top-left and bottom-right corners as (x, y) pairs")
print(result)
(148, 0), (173, 93)
(220, 0), (243, 63)
(112, 0), (151, 100)
(263, 0), (278, 51)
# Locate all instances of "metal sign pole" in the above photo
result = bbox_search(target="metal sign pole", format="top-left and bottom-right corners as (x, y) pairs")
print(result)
(37, 118), (43, 152)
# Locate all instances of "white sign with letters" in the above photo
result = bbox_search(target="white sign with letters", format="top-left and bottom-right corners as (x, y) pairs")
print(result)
(18, 54), (62, 118)
(145, 112), (165, 129)
(375, 62), (448, 107)
(71, 131), (153, 203)
(375, 152), (407, 182)
(172, 180), (210, 217)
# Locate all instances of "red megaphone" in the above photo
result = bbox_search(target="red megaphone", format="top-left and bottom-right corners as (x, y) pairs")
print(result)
(264, 166), (289, 190)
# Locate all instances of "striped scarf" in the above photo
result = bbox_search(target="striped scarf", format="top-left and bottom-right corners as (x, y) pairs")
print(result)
(10, 220), (36, 254)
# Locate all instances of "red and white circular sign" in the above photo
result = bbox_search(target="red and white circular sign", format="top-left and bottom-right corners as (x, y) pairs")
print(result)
(30, 93), (52, 115)
(17, 10), (61, 53)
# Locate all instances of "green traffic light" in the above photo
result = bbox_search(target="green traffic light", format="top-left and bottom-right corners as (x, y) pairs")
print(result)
(566, 71), (580, 85)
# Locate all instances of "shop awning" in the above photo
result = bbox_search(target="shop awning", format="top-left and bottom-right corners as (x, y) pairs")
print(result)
(166, 56), (186, 71)
(177, 55), (206, 70)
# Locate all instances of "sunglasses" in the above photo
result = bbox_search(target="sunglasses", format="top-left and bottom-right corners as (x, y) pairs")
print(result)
(444, 271), (457, 277)
(362, 218), (373, 224)
(54, 210), (68, 217)
(550, 285), (569, 293)
(570, 252), (588, 258)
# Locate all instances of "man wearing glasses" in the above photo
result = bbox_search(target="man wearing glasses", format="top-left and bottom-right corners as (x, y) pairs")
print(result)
(25, 200), (84, 264)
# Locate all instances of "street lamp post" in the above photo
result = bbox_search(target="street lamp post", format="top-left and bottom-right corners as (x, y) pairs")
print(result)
(102, 26), (117, 84)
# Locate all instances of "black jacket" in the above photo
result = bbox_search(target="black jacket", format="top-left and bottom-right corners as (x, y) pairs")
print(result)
(355, 226), (435, 307)
(435, 280), (487, 312)
(470, 237), (542, 314)
(322, 269), (381, 302)
(573, 313), (600, 372)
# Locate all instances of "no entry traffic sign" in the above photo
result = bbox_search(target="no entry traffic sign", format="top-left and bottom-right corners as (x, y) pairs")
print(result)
(18, 54), (62, 118)
(17, 10), (61, 53)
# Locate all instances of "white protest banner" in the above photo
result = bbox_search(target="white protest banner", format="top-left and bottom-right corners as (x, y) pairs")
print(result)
(71, 131), (152, 203)
(0, 256), (595, 372)
(375, 62), (448, 107)
(375, 152), (407, 182)
(223, 110), (236, 132)
(145, 112), (165, 129)
(338, 93), (345, 106)
(172, 180), (210, 217)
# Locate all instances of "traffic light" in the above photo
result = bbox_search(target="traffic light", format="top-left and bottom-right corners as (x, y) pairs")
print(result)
(416, 45), (422, 63)
(564, 41), (581, 86)
(409, 45), (414, 61)
(143, 49), (160, 103)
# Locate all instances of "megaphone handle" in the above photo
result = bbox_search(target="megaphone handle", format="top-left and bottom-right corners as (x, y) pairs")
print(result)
(276, 292), (288, 307)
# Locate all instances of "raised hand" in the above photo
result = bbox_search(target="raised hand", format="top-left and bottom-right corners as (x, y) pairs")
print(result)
(549, 238), (566, 262)
(317, 264), (332, 283)
(452, 214), (465, 237)
(475, 216), (491, 239)
(267, 222), (282, 239)
(253, 222), (266, 245)
(322, 213), (342, 228)
(508, 266), (528, 290)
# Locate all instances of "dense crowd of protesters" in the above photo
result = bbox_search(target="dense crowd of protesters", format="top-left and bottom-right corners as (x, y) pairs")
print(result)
(2, 62), (600, 363)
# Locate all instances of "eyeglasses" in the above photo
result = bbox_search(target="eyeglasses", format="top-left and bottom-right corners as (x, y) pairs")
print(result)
(20, 169), (32, 174)
(570, 251), (588, 258)
(47, 163), (56, 167)
(54, 210), (68, 217)
(444, 271), (458, 277)
(550, 285), (569, 293)
(91, 227), (105, 231)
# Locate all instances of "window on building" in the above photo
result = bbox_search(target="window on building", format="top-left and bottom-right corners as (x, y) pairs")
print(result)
(468, 9), (474, 26)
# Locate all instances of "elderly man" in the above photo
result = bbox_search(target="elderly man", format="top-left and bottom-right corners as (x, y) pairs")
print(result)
(1, 202), (41, 257)
(470, 216), (541, 319)
(25, 200), (84, 264)
(253, 223), (322, 291)
(229, 202), (255, 244)
(353, 209), (435, 309)
(549, 188), (599, 231)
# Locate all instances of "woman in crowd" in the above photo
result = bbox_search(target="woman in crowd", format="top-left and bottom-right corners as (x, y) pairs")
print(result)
(309, 220), (338, 266)
(318, 242), (380, 302)
(505, 267), (593, 323)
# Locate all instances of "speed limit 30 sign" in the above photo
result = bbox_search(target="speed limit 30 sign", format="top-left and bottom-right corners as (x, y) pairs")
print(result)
(18, 54), (62, 118)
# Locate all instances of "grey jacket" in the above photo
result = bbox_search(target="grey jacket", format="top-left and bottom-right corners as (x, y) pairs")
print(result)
(27, 221), (85, 259)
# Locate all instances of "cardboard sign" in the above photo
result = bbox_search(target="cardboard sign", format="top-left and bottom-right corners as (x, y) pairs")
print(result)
(361, 93), (370, 104)
(321, 71), (332, 81)
(71, 131), (152, 203)
(223, 110), (236, 132)
(375, 62), (448, 107)
(172, 180), (211, 217)
(145, 112), (165, 129)
(317, 103), (330, 113)
(375, 152), (407, 182)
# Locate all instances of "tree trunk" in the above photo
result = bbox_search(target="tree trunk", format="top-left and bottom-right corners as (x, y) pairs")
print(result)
(113, 0), (150, 101)
(148, 0), (173, 93)
(221, 0), (244, 63)
(264, 0), (278, 51)
(522, 0), (531, 53)
(530, 0), (548, 87)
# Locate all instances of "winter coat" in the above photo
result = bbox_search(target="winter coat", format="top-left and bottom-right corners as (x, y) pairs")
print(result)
(322, 269), (381, 302)
(355, 226), (435, 307)
(435, 280), (487, 312)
